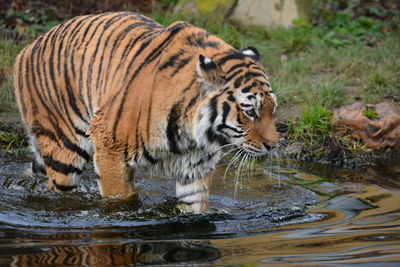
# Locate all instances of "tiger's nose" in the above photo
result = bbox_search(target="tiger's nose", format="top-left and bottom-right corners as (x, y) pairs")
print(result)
(262, 142), (277, 151)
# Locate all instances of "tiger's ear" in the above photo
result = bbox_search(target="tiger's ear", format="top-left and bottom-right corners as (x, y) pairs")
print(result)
(196, 54), (223, 95)
(241, 46), (260, 62)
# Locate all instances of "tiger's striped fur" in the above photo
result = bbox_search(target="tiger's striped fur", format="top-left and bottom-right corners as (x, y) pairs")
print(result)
(14, 12), (278, 213)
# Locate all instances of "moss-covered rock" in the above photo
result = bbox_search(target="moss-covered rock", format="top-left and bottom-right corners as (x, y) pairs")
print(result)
(231, 0), (313, 29)
(174, 0), (236, 17)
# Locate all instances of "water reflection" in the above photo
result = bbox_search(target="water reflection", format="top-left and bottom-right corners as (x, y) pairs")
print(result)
(5, 239), (219, 266)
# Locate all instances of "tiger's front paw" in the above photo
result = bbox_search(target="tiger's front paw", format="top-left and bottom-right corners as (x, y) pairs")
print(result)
(175, 202), (208, 215)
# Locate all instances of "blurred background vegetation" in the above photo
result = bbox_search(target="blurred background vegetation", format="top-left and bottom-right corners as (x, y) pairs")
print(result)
(0, 0), (399, 148)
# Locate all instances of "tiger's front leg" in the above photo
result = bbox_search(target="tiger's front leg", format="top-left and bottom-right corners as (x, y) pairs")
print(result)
(90, 130), (137, 200)
(92, 145), (137, 200)
(176, 173), (213, 214)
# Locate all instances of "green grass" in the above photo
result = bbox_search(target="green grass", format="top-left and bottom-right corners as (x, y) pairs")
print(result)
(288, 104), (333, 143)
(0, 40), (29, 112)
(363, 107), (379, 120)
(0, 130), (26, 150)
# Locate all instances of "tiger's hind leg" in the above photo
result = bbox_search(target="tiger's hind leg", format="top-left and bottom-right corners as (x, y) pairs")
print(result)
(176, 173), (213, 214)
(43, 137), (91, 192)
(30, 122), (92, 192)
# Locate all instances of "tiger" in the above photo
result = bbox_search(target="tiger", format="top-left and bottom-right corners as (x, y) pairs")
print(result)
(14, 12), (279, 214)
(11, 238), (219, 266)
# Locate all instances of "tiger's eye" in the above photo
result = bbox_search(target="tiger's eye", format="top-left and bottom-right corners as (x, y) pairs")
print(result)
(245, 109), (257, 118)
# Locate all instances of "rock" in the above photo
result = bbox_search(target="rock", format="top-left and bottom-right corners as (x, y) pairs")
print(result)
(175, 0), (313, 29)
(231, 0), (313, 29)
(333, 102), (400, 150)
(174, 0), (236, 17)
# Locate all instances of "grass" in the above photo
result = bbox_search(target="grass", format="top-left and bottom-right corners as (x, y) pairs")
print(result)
(0, 4), (399, 145)
(288, 104), (333, 143)
(0, 40), (29, 112)
(0, 130), (26, 150)
(363, 107), (379, 120)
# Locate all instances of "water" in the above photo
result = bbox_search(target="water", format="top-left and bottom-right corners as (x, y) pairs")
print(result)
(0, 150), (399, 266)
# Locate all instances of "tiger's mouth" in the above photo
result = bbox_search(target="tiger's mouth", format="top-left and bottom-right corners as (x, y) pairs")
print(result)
(239, 144), (270, 157)
(237, 140), (278, 156)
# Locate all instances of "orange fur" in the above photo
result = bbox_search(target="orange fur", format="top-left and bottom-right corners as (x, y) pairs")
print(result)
(14, 12), (278, 213)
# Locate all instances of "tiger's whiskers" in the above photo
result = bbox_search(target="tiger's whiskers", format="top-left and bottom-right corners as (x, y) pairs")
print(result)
(234, 152), (249, 198)
(223, 148), (244, 181)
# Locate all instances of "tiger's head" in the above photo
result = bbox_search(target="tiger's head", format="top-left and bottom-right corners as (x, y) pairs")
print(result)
(195, 46), (279, 156)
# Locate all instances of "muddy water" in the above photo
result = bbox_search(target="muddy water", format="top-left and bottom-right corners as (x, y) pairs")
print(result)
(0, 150), (399, 266)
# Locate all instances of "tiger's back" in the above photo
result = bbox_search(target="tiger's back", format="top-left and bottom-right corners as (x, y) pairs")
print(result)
(14, 12), (279, 213)
(14, 12), (169, 140)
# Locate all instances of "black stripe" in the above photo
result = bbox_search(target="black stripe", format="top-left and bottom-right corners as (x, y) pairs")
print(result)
(182, 78), (196, 93)
(59, 133), (91, 161)
(245, 71), (265, 80)
(166, 102), (182, 154)
(234, 76), (244, 88)
(222, 101), (231, 124)
(207, 127), (228, 146)
(75, 15), (109, 119)
(78, 14), (114, 117)
(29, 33), (70, 143)
(236, 104), (243, 125)
(32, 113), (90, 163)
(209, 95), (218, 123)
(217, 124), (243, 134)
(240, 103), (253, 107)
(241, 82), (258, 93)
(105, 29), (161, 94)
(226, 63), (247, 74)
(64, 71), (88, 124)
(75, 128), (89, 137)
(225, 69), (244, 83)
(87, 13), (130, 116)
(38, 26), (60, 105)
(171, 56), (192, 77)
(217, 53), (245, 66)
(44, 156), (83, 175)
(36, 28), (75, 137)
(112, 22), (188, 138)
(52, 179), (78, 191)
(32, 160), (47, 175)
(228, 94), (236, 102)
(48, 18), (80, 116)
(123, 142), (130, 164)
(96, 21), (153, 91)
(135, 108), (142, 154)
(61, 27), (93, 128)
(59, 15), (91, 76)
(159, 50), (184, 70)
(62, 16), (95, 124)
(31, 121), (59, 144)
(252, 65), (266, 73)
(142, 141), (158, 164)
(186, 32), (220, 48)
(185, 92), (199, 114)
